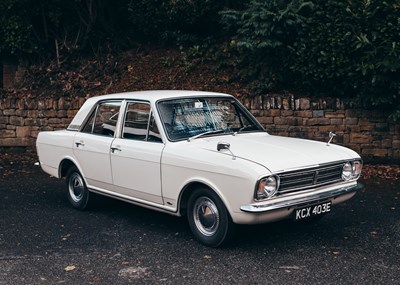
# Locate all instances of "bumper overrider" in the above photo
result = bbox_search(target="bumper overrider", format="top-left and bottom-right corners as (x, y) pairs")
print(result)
(240, 182), (363, 213)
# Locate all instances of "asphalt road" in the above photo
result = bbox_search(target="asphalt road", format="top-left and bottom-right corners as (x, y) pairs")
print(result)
(1, 167), (399, 285)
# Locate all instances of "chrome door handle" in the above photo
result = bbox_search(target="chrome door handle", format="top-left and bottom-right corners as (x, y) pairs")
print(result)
(110, 146), (121, 153)
(75, 141), (85, 147)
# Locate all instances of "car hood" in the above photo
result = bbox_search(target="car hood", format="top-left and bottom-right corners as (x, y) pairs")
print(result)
(193, 132), (360, 173)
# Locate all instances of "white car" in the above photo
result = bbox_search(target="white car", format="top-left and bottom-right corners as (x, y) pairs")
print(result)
(36, 90), (363, 247)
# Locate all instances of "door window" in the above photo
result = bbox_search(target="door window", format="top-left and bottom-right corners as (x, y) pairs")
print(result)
(122, 102), (162, 142)
(81, 101), (122, 136)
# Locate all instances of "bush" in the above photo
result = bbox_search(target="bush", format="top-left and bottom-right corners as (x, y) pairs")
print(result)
(128, 0), (224, 45)
(0, 0), (37, 55)
(221, 0), (400, 119)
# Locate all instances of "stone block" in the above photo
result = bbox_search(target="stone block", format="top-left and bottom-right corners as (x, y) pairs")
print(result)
(27, 110), (39, 118)
(362, 148), (388, 157)
(57, 110), (67, 118)
(0, 130), (16, 138)
(281, 110), (293, 117)
(381, 139), (392, 148)
(67, 110), (78, 118)
(313, 110), (324, 118)
(344, 118), (358, 125)
(325, 111), (345, 118)
(24, 118), (35, 126)
(41, 126), (54, 131)
(257, 117), (274, 124)
(393, 140), (400, 149)
(267, 109), (281, 117)
(44, 110), (57, 117)
(30, 130), (39, 138)
(36, 118), (48, 126)
(16, 126), (31, 138)
(318, 125), (344, 133)
(0, 116), (8, 124)
(9, 116), (23, 126)
(48, 118), (61, 125)
(3, 109), (16, 116)
(359, 124), (374, 131)
(330, 118), (343, 125)
(15, 109), (27, 117)
(294, 111), (312, 118)
(350, 133), (371, 144)
(307, 118), (331, 126)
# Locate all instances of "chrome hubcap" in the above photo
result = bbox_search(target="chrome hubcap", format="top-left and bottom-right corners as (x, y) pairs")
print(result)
(68, 173), (84, 203)
(193, 197), (219, 236)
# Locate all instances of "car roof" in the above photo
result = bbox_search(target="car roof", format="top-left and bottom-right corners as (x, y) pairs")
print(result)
(85, 90), (232, 103)
(67, 90), (233, 130)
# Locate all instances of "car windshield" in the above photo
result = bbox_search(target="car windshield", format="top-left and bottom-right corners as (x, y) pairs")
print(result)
(157, 97), (264, 141)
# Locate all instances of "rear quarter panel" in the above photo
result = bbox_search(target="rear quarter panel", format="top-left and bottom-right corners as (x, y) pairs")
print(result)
(36, 130), (76, 177)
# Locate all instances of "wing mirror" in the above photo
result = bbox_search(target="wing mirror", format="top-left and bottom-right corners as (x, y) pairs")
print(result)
(217, 142), (236, 160)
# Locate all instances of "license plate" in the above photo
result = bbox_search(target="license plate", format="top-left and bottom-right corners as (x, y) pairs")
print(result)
(295, 202), (332, 220)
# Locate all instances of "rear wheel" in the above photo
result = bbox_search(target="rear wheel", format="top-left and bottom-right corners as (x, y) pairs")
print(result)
(66, 166), (93, 210)
(187, 187), (235, 247)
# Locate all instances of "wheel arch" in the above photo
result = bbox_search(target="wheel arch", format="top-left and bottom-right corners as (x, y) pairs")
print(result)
(59, 157), (83, 179)
(177, 180), (232, 219)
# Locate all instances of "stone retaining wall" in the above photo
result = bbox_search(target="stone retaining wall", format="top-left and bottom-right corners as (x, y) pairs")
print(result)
(1, 94), (399, 163)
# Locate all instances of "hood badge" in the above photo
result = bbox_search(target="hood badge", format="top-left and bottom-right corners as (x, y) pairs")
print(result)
(217, 142), (236, 160)
(327, 131), (336, 146)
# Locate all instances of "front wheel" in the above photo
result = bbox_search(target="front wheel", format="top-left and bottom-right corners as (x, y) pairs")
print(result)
(66, 166), (93, 210)
(187, 188), (235, 247)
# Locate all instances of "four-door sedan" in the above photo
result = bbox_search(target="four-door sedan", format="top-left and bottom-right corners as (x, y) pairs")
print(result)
(36, 90), (363, 247)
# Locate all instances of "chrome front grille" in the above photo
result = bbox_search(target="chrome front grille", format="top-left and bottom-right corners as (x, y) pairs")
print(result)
(278, 163), (344, 195)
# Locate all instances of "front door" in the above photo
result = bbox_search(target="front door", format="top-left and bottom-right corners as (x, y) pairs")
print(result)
(110, 101), (164, 204)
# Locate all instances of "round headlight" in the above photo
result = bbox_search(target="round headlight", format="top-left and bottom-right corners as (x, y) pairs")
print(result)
(342, 162), (352, 181)
(256, 176), (278, 200)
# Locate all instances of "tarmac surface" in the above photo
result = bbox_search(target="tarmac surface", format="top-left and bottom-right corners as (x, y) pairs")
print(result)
(0, 158), (399, 284)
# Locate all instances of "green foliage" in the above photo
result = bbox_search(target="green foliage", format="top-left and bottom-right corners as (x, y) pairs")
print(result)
(0, 0), (133, 59)
(127, 0), (224, 46)
(221, 0), (400, 118)
(0, 0), (37, 55)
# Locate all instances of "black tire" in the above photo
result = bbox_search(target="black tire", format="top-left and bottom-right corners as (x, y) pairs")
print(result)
(187, 187), (235, 247)
(66, 166), (93, 210)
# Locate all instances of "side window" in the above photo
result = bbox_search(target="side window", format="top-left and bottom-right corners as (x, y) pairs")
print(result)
(148, 114), (162, 142)
(123, 102), (150, 140)
(81, 109), (95, 133)
(81, 101), (122, 136)
(122, 102), (162, 143)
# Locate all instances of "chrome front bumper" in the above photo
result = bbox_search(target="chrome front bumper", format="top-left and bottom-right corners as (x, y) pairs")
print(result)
(240, 182), (363, 213)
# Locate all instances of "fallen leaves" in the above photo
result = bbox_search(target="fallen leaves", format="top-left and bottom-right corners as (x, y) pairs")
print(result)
(361, 164), (400, 180)
(64, 265), (77, 272)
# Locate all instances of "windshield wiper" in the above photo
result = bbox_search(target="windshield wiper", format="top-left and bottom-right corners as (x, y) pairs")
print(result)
(187, 129), (226, 142)
(233, 125), (254, 135)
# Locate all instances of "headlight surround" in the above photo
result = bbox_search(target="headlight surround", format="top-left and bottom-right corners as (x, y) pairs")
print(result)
(255, 175), (279, 200)
(342, 160), (363, 181)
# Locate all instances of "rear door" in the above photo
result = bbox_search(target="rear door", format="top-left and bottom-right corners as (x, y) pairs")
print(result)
(73, 100), (122, 190)
(110, 101), (165, 204)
